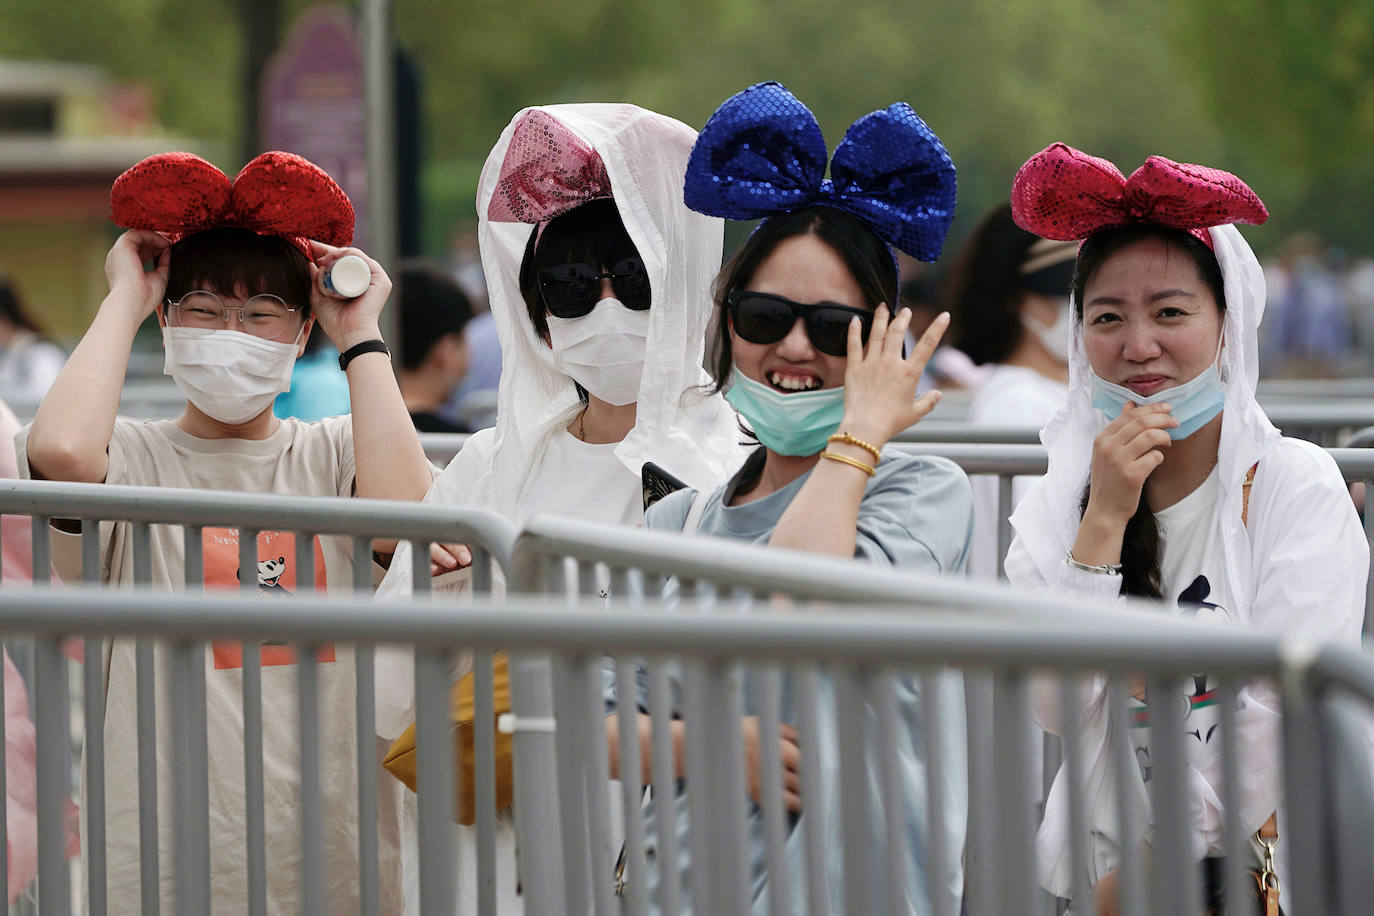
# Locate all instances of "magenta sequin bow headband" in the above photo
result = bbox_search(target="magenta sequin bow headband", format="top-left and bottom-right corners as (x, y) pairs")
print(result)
(1010, 142), (1267, 250)
(487, 110), (613, 224)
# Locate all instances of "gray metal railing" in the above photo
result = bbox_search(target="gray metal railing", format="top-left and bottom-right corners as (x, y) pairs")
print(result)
(3, 590), (1371, 915)
(0, 480), (516, 916)
(890, 403), (1374, 446)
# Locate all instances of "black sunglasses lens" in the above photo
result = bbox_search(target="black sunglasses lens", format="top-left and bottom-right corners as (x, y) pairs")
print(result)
(806, 308), (868, 356)
(539, 264), (599, 318)
(731, 294), (795, 345)
(610, 257), (651, 310)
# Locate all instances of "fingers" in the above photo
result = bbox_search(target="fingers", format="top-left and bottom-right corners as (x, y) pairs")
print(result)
(907, 311), (949, 370)
(866, 303), (891, 357)
(907, 389), (944, 426)
(882, 304), (912, 358)
(429, 541), (472, 573)
(847, 314), (864, 364)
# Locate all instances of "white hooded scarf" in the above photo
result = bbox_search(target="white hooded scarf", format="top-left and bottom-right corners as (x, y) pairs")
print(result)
(379, 104), (743, 600)
(1005, 224), (1369, 895)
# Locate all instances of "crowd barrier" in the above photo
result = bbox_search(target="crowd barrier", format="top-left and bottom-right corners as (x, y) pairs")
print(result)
(3, 580), (1372, 916)
(410, 437), (1373, 617)
(503, 516), (1374, 916)
(0, 480), (516, 916)
(0, 475), (1370, 914)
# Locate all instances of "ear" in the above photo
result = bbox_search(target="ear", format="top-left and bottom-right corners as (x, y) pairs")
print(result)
(156, 301), (168, 329)
(297, 315), (316, 358)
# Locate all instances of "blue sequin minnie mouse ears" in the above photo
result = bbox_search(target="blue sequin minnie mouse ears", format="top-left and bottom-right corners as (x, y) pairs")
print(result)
(684, 81), (958, 262)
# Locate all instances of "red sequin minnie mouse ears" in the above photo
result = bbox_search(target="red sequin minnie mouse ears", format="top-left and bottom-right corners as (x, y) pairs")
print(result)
(1010, 142), (1267, 250)
(110, 151), (355, 258)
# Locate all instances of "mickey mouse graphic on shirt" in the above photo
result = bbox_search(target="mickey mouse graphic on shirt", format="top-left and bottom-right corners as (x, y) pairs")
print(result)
(1130, 574), (1228, 784)
(237, 556), (293, 596)
(203, 528), (335, 669)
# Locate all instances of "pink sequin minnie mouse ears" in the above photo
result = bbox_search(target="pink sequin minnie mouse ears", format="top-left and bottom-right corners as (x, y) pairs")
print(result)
(110, 151), (355, 259)
(1010, 143), (1267, 250)
(486, 110), (613, 224)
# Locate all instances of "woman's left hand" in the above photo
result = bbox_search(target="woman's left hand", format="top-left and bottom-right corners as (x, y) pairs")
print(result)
(307, 241), (392, 351)
(837, 305), (948, 449)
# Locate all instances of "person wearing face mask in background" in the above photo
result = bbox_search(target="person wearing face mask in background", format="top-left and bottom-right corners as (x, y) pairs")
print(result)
(21, 151), (435, 913)
(1006, 144), (1367, 915)
(374, 104), (745, 915)
(946, 203), (1076, 580)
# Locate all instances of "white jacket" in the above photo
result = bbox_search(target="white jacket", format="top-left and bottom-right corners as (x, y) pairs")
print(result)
(1004, 224), (1369, 895)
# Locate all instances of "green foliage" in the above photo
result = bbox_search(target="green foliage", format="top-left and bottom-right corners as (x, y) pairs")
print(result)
(4, 0), (1372, 252)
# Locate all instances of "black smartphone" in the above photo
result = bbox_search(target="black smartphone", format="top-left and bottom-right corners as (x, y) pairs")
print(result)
(641, 461), (689, 511)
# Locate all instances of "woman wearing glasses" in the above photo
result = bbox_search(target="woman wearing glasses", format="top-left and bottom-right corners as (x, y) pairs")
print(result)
(602, 83), (973, 915)
(22, 152), (431, 913)
(375, 103), (744, 914)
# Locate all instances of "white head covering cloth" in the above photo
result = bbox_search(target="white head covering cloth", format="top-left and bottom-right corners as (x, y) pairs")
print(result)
(374, 104), (745, 741)
(463, 103), (742, 517)
(1009, 223), (1279, 590)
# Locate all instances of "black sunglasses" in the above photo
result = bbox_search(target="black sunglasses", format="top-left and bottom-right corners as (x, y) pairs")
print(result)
(538, 257), (651, 318)
(726, 290), (873, 357)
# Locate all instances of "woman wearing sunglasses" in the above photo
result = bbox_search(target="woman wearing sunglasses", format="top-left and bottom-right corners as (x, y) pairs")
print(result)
(375, 103), (744, 914)
(602, 83), (973, 915)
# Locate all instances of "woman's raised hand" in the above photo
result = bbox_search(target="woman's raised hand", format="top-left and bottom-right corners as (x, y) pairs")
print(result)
(308, 241), (392, 351)
(1084, 402), (1179, 525)
(104, 230), (171, 324)
(741, 716), (803, 813)
(838, 305), (948, 449)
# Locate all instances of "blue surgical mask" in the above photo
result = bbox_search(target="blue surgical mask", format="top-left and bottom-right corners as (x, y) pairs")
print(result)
(724, 370), (846, 456)
(1089, 347), (1226, 440)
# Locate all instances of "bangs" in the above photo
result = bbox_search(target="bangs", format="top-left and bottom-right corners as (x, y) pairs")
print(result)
(530, 199), (639, 272)
(167, 227), (313, 310)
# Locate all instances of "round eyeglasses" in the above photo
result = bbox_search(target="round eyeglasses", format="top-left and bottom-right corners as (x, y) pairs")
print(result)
(166, 291), (303, 341)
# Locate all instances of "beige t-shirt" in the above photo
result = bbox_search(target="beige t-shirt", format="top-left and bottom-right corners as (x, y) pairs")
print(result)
(19, 416), (404, 915)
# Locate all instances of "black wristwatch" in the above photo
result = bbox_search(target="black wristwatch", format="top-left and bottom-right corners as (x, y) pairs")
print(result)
(338, 339), (390, 370)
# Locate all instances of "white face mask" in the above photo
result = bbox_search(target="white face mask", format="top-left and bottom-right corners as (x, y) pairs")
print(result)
(546, 298), (649, 406)
(1021, 299), (1072, 365)
(163, 326), (300, 425)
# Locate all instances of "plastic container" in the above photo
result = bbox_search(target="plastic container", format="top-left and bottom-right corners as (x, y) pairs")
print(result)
(321, 255), (371, 299)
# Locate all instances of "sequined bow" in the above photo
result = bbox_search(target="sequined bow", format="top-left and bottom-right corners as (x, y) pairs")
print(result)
(111, 151), (354, 258)
(1010, 143), (1267, 248)
(683, 82), (957, 262)
(486, 110), (613, 224)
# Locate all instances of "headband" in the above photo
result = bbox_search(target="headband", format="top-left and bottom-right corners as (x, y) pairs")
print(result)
(110, 151), (354, 259)
(683, 81), (957, 262)
(1010, 142), (1267, 250)
(486, 110), (613, 225)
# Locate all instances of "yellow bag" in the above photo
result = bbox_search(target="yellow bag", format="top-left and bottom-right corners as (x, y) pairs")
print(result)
(382, 653), (513, 826)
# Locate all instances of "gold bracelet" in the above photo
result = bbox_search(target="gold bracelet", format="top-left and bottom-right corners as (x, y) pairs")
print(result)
(827, 432), (881, 464)
(820, 450), (876, 477)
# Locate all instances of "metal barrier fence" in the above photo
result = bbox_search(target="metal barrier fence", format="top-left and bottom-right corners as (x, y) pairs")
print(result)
(502, 515), (1374, 915)
(0, 480), (516, 916)
(418, 411), (1374, 467)
(888, 402), (1374, 446)
(2, 584), (1370, 916)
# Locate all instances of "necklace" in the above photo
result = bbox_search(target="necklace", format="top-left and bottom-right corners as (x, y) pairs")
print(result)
(575, 407), (588, 442)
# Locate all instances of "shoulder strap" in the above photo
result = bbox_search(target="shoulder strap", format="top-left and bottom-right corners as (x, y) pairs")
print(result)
(682, 488), (710, 535)
(1241, 462), (1258, 527)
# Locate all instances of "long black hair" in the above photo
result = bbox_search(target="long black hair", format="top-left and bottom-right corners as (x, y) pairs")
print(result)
(1073, 224), (1226, 598)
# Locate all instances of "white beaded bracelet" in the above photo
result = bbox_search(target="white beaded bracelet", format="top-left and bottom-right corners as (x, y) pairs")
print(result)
(1065, 549), (1122, 576)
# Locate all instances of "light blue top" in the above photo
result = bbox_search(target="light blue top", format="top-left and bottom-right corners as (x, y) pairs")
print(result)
(604, 447), (973, 915)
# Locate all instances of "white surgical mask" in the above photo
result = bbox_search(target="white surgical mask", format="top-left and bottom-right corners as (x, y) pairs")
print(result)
(1021, 299), (1072, 364)
(546, 298), (649, 406)
(163, 326), (300, 425)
